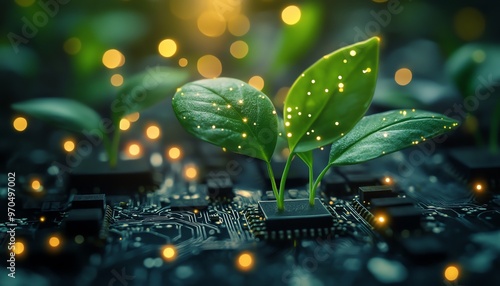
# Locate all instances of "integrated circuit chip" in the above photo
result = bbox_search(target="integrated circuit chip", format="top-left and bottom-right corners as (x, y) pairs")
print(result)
(358, 186), (397, 204)
(246, 198), (335, 240)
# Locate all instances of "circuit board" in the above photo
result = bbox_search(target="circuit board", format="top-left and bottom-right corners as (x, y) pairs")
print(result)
(2, 143), (500, 286)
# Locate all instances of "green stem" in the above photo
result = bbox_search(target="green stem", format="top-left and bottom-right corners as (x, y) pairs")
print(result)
(266, 162), (280, 202)
(278, 154), (295, 211)
(308, 161), (314, 195)
(102, 132), (112, 162)
(309, 164), (332, 206)
(489, 100), (500, 154)
(109, 129), (121, 168)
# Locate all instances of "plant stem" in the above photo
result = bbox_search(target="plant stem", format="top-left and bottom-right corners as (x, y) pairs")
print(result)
(102, 132), (112, 163)
(278, 154), (294, 211)
(266, 162), (280, 203)
(489, 100), (500, 154)
(308, 162), (314, 195)
(109, 130), (121, 168)
(309, 164), (332, 206)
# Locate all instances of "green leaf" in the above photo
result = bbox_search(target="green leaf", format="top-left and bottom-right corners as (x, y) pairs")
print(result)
(446, 43), (500, 97)
(11, 98), (103, 135)
(112, 66), (189, 124)
(297, 151), (313, 168)
(284, 37), (380, 153)
(172, 78), (278, 162)
(328, 110), (459, 166)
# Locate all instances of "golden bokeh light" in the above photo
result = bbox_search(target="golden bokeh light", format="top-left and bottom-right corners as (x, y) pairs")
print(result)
(475, 184), (483, 192)
(119, 118), (131, 131)
(110, 74), (124, 87)
(197, 55), (222, 78)
(167, 147), (182, 161)
(178, 58), (188, 67)
(128, 143), (141, 157)
(158, 39), (178, 58)
(169, 0), (200, 20)
(198, 11), (226, 37)
(102, 49), (125, 69)
(13, 242), (25, 255)
(63, 140), (75, 152)
(184, 164), (198, 181)
(444, 265), (459, 282)
(146, 125), (161, 140)
(31, 179), (42, 191)
(162, 245), (177, 261)
(394, 68), (412, 86)
(281, 5), (301, 25)
(248, 76), (265, 91)
(230, 41), (249, 59)
(454, 7), (485, 41)
(40, 216), (46, 222)
(228, 14), (250, 36)
(63, 37), (81, 55)
(13, 117), (28, 132)
(237, 252), (254, 271)
(126, 112), (140, 123)
(48, 236), (60, 248)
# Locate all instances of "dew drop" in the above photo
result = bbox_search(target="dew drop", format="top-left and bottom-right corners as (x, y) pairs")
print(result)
(335, 122), (339, 126)
(349, 50), (356, 56)
(287, 133), (292, 138)
(311, 79), (316, 84)
(316, 136), (321, 141)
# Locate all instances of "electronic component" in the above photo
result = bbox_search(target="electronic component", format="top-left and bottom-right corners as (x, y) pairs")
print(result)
(71, 194), (106, 213)
(66, 158), (157, 194)
(246, 199), (335, 240)
(383, 205), (422, 231)
(64, 208), (103, 235)
(358, 185), (397, 204)
(448, 147), (500, 196)
(206, 171), (234, 199)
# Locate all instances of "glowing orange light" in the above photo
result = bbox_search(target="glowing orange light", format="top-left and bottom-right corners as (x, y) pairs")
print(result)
(158, 39), (177, 58)
(31, 179), (42, 191)
(237, 252), (254, 271)
(475, 184), (483, 191)
(167, 147), (182, 161)
(394, 68), (412, 86)
(178, 58), (188, 67)
(13, 117), (28, 132)
(110, 74), (124, 87)
(184, 165), (198, 181)
(119, 118), (131, 131)
(13, 242), (25, 255)
(40, 216), (46, 222)
(126, 112), (140, 123)
(281, 5), (301, 25)
(230, 41), (249, 59)
(248, 76), (264, 91)
(102, 49), (125, 69)
(128, 143), (141, 157)
(444, 265), (459, 282)
(48, 236), (60, 248)
(197, 11), (226, 37)
(63, 140), (75, 152)
(197, 55), (222, 78)
(162, 245), (176, 261)
(228, 14), (250, 36)
(146, 125), (161, 140)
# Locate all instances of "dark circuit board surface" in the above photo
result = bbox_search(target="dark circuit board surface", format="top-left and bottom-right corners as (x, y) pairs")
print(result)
(1, 144), (500, 286)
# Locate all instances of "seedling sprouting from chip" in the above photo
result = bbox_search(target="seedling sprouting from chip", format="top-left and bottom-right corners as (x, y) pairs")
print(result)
(173, 37), (459, 211)
(12, 67), (188, 167)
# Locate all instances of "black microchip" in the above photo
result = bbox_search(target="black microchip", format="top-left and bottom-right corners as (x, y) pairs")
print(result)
(321, 173), (349, 196)
(64, 208), (103, 235)
(358, 186), (397, 204)
(448, 147), (500, 193)
(170, 198), (208, 211)
(206, 171), (234, 199)
(385, 206), (422, 231)
(71, 194), (106, 212)
(66, 157), (157, 194)
(399, 236), (447, 264)
(258, 198), (333, 232)
(370, 197), (414, 211)
(344, 173), (381, 193)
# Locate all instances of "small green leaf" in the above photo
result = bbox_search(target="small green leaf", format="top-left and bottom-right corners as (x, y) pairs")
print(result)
(11, 98), (103, 135)
(112, 66), (189, 124)
(172, 78), (278, 162)
(284, 37), (380, 153)
(328, 110), (459, 166)
(297, 151), (313, 168)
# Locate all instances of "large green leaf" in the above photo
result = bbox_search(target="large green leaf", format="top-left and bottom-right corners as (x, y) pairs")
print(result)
(284, 37), (380, 153)
(172, 78), (278, 162)
(11, 98), (103, 134)
(111, 66), (189, 124)
(328, 110), (459, 166)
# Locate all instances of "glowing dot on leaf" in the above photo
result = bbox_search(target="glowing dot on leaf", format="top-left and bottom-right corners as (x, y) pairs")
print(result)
(349, 50), (357, 56)
(316, 136), (321, 141)
(335, 122), (339, 126)
(287, 133), (292, 138)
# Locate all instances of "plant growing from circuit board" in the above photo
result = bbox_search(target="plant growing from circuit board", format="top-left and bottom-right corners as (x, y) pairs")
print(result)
(172, 37), (459, 211)
(12, 67), (188, 167)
